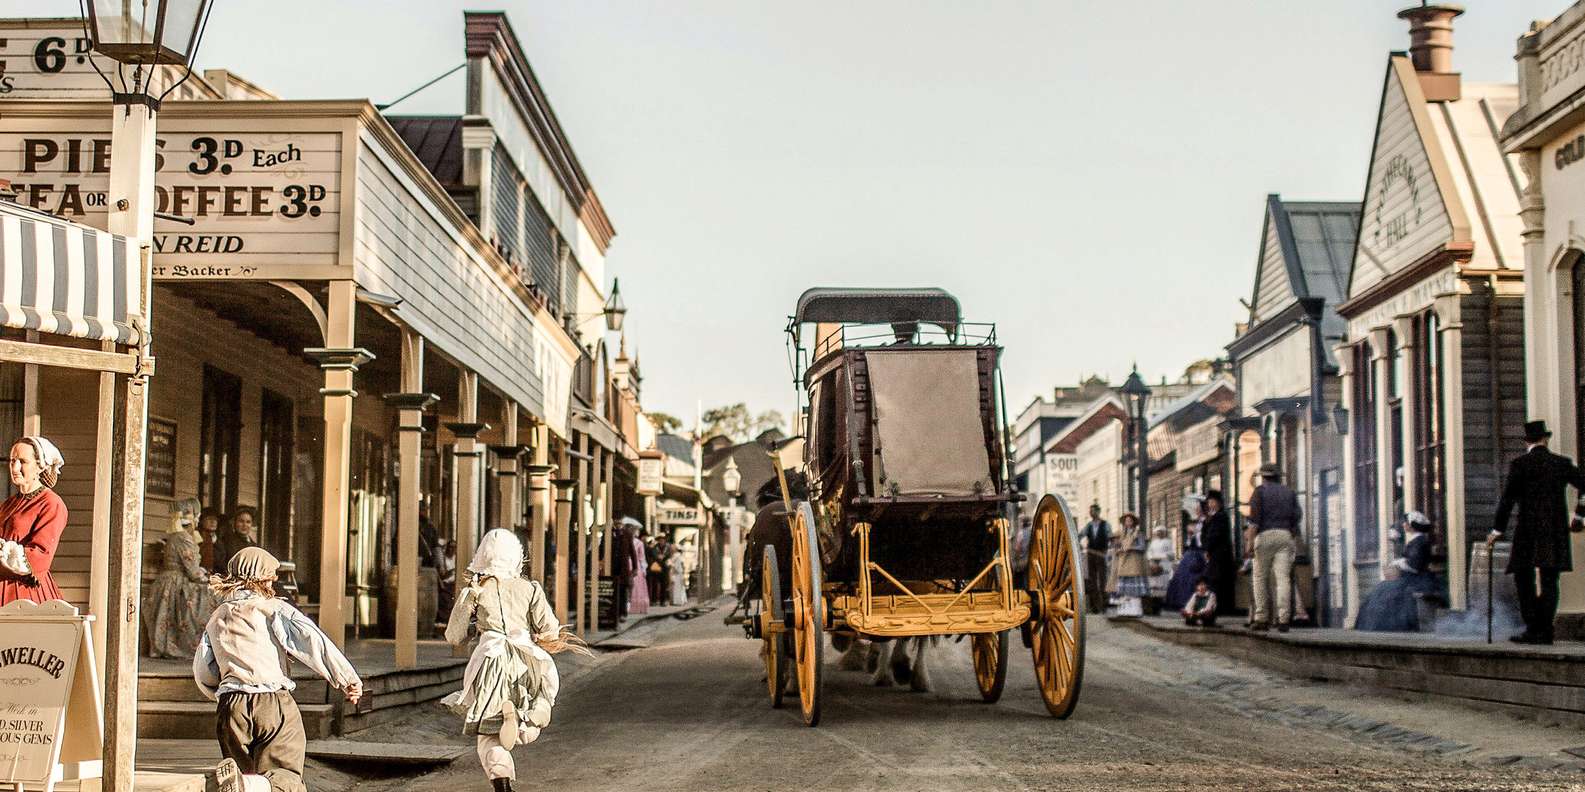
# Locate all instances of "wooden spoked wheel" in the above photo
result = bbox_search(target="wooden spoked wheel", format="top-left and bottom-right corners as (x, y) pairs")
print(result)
(789, 501), (824, 727)
(1028, 494), (1086, 718)
(761, 545), (789, 708)
(971, 630), (1008, 703)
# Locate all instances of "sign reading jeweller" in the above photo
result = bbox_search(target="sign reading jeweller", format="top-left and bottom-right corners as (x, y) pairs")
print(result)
(0, 599), (102, 791)
(1, 129), (342, 279)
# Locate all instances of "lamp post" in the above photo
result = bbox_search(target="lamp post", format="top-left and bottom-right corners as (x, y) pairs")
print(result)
(81, 4), (215, 792)
(722, 456), (742, 587)
(1120, 367), (1152, 532)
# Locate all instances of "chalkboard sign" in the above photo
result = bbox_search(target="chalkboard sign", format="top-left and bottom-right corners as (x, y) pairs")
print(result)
(597, 575), (619, 631)
(146, 417), (178, 498)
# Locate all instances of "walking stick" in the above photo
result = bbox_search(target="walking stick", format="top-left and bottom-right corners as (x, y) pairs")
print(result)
(1486, 543), (1494, 645)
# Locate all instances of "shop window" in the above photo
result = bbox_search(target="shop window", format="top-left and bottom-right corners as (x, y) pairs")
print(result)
(199, 365), (243, 517)
(1411, 311), (1445, 543)
(258, 388), (294, 560)
(1352, 342), (1379, 562)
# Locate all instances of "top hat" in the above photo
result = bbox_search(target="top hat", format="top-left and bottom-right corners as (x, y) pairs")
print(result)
(1524, 420), (1552, 443)
(1259, 463), (1282, 479)
(1204, 489), (1224, 503)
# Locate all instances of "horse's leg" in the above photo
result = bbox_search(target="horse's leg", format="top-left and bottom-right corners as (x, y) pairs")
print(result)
(908, 636), (933, 692)
(837, 638), (868, 672)
(890, 637), (914, 687)
(871, 640), (897, 687)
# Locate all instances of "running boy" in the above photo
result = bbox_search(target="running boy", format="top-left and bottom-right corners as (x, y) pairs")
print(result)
(194, 547), (362, 792)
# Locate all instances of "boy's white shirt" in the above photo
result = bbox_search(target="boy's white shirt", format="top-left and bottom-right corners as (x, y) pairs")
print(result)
(193, 590), (361, 701)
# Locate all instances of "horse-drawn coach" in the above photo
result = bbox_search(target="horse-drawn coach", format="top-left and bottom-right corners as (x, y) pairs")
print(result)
(742, 287), (1086, 726)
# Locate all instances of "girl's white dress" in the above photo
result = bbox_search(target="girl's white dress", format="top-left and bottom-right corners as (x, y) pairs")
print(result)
(442, 576), (561, 748)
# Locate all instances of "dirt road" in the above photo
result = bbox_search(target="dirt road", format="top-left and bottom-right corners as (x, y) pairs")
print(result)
(348, 605), (1585, 791)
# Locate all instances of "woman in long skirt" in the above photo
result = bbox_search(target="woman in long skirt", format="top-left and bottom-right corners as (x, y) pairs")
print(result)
(1166, 500), (1211, 611)
(1355, 512), (1441, 632)
(627, 527), (650, 615)
(444, 530), (587, 792)
(0, 436), (67, 606)
(1112, 513), (1149, 617)
(144, 497), (219, 658)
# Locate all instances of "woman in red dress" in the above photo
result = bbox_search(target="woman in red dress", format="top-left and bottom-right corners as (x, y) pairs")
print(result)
(0, 435), (67, 605)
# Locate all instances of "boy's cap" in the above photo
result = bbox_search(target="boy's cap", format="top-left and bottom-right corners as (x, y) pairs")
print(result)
(227, 547), (280, 580)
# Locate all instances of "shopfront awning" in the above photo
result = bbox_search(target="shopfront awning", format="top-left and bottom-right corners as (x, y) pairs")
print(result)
(0, 201), (141, 345)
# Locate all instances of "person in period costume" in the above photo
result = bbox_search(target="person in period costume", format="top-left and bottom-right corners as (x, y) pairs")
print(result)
(668, 544), (689, 605)
(1356, 512), (1440, 633)
(144, 497), (220, 658)
(1489, 420), (1585, 645)
(197, 507), (223, 571)
(628, 526), (650, 615)
(194, 547), (362, 792)
(1198, 490), (1237, 616)
(1109, 513), (1148, 617)
(1181, 578), (1218, 627)
(613, 519), (635, 620)
(1080, 505), (1112, 615)
(213, 506), (261, 573)
(0, 436), (67, 606)
(1165, 497), (1211, 611)
(1146, 525), (1176, 609)
(443, 529), (587, 792)
(1246, 464), (1301, 632)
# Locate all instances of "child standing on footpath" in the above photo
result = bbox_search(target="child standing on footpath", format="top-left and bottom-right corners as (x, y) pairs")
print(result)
(444, 529), (588, 792)
(194, 547), (362, 792)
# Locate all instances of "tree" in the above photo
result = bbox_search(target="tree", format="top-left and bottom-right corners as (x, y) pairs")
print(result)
(647, 412), (683, 434)
(700, 403), (786, 442)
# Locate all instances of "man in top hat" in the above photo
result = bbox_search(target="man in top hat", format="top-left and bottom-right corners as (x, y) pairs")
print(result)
(1489, 420), (1585, 645)
(1245, 463), (1301, 631)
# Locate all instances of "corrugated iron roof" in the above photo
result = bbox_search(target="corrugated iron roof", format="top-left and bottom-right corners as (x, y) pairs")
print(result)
(387, 115), (465, 188)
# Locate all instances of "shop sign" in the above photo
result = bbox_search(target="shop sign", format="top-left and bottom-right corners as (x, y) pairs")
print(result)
(1043, 453), (1079, 504)
(0, 25), (116, 99)
(0, 128), (343, 279)
(636, 455), (664, 496)
(659, 506), (702, 526)
(0, 600), (99, 787)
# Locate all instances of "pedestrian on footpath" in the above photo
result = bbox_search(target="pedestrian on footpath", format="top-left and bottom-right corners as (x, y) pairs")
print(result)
(0, 435), (67, 606)
(1110, 513), (1149, 617)
(444, 529), (589, 792)
(1181, 578), (1218, 627)
(1246, 463), (1301, 632)
(193, 547), (363, 792)
(1489, 420), (1585, 645)
(1199, 490), (1237, 617)
(1080, 505), (1111, 615)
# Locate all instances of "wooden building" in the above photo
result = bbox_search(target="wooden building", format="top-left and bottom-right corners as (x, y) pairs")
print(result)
(1225, 195), (1359, 625)
(1336, 6), (1526, 615)
(0, 12), (642, 665)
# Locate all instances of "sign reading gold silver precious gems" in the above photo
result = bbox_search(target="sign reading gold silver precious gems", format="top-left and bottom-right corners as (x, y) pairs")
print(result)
(0, 128), (342, 279)
(1372, 154), (1422, 249)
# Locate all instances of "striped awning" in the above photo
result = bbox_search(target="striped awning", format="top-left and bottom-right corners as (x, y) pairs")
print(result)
(0, 201), (141, 345)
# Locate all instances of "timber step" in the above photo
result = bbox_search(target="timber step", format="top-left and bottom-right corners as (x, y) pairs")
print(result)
(136, 658), (466, 739)
(138, 701), (337, 740)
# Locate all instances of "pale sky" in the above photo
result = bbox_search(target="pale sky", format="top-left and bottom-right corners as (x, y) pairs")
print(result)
(12, 0), (1566, 424)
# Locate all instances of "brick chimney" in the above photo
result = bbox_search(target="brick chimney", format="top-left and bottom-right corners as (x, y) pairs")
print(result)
(1397, 3), (1463, 101)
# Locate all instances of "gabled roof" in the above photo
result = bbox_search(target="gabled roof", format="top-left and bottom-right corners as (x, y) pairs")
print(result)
(1043, 394), (1128, 455)
(1343, 56), (1521, 307)
(1148, 378), (1235, 430)
(1248, 195), (1359, 318)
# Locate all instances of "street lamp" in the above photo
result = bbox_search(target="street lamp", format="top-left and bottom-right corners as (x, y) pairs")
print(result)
(86, 0), (212, 68)
(81, 5), (216, 792)
(604, 278), (627, 332)
(1120, 366), (1152, 532)
(722, 456), (742, 587)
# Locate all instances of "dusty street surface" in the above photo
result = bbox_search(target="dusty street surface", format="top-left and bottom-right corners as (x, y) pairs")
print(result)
(345, 605), (1585, 791)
